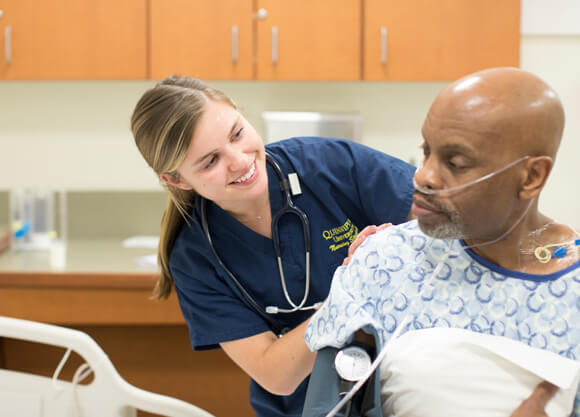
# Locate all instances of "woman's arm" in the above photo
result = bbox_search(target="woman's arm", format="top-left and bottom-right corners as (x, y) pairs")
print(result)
(220, 318), (315, 396)
(509, 381), (558, 417)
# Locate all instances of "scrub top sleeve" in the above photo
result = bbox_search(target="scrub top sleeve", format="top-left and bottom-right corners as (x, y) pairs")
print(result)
(172, 263), (272, 350)
(350, 143), (415, 226)
(270, 138), (414, 227)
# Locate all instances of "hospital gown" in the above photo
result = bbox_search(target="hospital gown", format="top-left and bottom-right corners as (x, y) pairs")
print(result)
(305, 220), (580, 416)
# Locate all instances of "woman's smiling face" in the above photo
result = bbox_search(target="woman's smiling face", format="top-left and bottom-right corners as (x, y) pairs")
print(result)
(170, 100), (268, 208)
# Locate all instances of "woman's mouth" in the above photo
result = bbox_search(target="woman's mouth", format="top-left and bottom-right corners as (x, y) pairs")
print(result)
(231, 162), (257, 184)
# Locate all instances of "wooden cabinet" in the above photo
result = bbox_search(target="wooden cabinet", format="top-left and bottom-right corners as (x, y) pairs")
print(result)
(149, 0), (254, 80)
(255, 0), (361, 80)
(0, 0), (147, 80)
(0, 0), (520, 81)
(150, 0), (360, 81)
(363, 0), (520, 81)
(150, 0), (518, 82)
(0, 272), (254, 417)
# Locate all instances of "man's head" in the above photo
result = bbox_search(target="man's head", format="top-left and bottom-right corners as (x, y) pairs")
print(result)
(412, 67), (565, 242)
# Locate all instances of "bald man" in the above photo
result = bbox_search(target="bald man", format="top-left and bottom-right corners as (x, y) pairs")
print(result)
(301, 68), (580, 417)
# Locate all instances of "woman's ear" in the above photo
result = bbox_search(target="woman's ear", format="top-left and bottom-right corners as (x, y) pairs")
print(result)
(160, 172), (193, 190)
(519, 156), (553, 199)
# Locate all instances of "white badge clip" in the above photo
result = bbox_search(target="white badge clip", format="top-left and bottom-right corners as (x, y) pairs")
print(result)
(288, 173), (302, 196)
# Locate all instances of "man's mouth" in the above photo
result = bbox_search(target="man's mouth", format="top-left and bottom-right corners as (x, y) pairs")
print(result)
(411, 193), (448, 217)
(412, 195), (440, 212)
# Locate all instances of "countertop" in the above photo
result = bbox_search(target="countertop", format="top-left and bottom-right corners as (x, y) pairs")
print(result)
(0, 239), (159, 289)
(0, 238), (181, 325)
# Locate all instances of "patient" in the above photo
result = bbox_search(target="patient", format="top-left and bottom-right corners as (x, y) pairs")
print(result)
(302, 68), (580, 417)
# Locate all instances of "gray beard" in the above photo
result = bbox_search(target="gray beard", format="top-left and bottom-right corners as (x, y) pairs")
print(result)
(417, 210), (466, 240)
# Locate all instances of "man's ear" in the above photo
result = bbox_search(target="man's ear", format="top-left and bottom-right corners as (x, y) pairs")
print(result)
(519, 156), (553, 199)
(160, 172), (193, 190)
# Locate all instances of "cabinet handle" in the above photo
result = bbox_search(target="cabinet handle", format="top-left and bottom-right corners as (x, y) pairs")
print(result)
(5, 26), (11, 65)
(272, 26), (278, 64)
(380, 27), (387, 65)
(232, 25), (238, 64)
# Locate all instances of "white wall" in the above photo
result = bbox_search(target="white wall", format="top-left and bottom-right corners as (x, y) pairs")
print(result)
(520, 35), (580, 226)
(0, 35), (578, 225)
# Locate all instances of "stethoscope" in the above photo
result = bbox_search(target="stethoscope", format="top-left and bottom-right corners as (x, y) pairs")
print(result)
(199, 152), (321, 336)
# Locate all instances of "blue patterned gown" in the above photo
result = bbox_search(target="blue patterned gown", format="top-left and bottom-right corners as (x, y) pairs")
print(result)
(305, 220), (580, 416)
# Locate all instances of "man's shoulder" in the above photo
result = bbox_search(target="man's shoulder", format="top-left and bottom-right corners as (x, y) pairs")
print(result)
(356, 220), (453, 267)
(374, 220), (429, 246)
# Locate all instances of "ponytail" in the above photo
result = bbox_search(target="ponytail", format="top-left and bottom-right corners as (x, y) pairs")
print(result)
(153, 189), (194, 299)
(131, 75), (235, 299)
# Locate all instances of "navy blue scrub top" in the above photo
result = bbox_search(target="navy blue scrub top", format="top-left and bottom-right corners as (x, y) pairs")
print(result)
(170, 137), (415, 417)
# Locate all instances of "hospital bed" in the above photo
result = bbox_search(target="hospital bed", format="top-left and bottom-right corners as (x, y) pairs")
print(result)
(0, 316), (215, 417)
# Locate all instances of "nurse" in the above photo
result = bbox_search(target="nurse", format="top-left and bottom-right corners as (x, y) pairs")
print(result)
(130, 75), (415, 417)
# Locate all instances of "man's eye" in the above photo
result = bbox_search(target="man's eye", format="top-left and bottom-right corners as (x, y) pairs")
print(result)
(447, 156), (467, 170)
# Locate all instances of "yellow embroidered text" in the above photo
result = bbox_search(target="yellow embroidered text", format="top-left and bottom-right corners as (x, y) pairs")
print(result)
(322, 219), (359, 252)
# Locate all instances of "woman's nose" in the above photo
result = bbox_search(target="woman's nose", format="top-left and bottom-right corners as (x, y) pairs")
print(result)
(226, 148), (248, 171)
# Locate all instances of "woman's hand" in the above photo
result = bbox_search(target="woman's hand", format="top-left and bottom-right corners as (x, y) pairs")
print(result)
(342, 223), (392, 266)
(509, 381), (558, 417)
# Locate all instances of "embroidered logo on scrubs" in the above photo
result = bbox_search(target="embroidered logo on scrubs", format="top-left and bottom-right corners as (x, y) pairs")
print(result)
(322, 219), (358, 252)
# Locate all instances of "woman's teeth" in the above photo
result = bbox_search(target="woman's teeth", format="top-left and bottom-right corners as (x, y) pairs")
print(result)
(233, 163), (255, 183)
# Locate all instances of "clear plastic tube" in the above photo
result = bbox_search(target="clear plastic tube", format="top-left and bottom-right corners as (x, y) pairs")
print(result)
(413, 155), (530, 197)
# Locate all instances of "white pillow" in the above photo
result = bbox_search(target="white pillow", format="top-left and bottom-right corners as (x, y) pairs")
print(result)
(379, 328), (580, 417)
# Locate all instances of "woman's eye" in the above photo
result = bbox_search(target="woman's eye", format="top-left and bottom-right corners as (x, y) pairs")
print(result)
(204, 155), (218, 169)
(233, 127), (244, 140)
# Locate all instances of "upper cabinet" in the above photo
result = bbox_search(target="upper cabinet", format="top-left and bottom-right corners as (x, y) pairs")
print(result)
(149, 0), (360, 81)
(149, 0), (254, 80)
(255, 0), (360, 81)
(363, 0), (520, 81)
(0, 0), (147, 80)
(0, 0), (520, 81)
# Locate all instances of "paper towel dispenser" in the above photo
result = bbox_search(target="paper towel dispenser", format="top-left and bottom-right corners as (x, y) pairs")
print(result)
(262, 111), (362, 144)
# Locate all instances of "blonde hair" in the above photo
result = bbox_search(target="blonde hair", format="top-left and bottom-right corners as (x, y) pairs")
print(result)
(131, 75), (236, 299)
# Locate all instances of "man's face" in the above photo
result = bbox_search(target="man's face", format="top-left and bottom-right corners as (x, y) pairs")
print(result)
(412, 102), (521, 242)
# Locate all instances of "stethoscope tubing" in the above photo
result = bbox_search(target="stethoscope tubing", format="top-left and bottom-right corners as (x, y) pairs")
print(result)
(199, 196), (285, 335)
(199, 152), (316, 335)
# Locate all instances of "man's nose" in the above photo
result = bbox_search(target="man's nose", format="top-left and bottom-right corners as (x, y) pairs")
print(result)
(413, 159), (442, 191)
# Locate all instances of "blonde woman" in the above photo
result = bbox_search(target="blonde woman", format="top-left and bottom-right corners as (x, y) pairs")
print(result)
(131, 75), (415, 417)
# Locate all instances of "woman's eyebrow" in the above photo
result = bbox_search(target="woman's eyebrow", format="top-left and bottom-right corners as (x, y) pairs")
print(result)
(228, 116), (241, 137)
(193, 150), (215, 167)
(192, 116), (242, 167)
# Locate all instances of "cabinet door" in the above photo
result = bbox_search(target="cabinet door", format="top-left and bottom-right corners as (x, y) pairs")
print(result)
(0, 0), (147, 80)
(150, 0), (253, 81)
(364, 0), (520, 81)
(256, 0), (361, 80)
